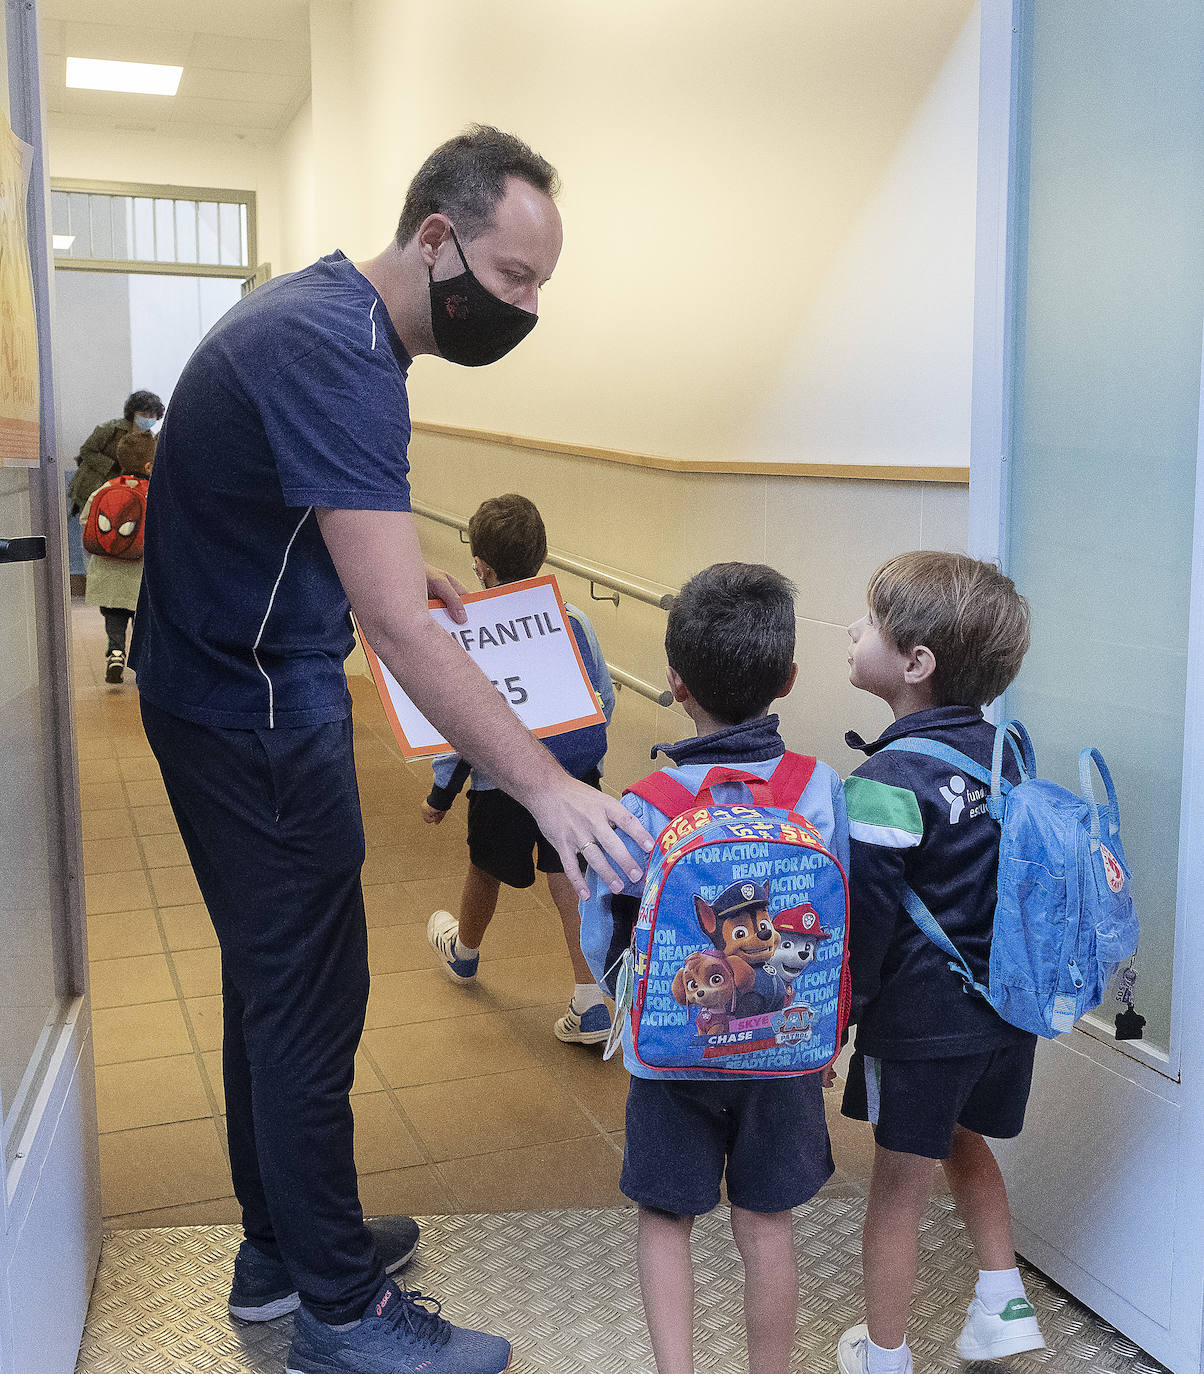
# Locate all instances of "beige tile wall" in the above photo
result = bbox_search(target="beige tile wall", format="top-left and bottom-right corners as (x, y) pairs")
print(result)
(399, 431), (968, 789)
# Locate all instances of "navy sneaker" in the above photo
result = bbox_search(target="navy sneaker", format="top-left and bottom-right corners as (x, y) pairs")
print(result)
(286, 1277), (511, 1374)
(228, 1215), (420, 1322)
(427, 910), (479, 982)
(553, 999), (612, 1046)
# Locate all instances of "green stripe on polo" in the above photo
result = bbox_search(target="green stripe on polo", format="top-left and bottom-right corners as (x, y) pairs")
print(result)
(844, 775), (923, 849)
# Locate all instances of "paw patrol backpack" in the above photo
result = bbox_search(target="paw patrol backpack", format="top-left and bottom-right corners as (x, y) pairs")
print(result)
(616, 756), (850, 1076)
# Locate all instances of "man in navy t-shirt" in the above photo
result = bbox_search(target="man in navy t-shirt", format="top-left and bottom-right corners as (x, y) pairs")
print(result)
(130, 127), (650, 1374)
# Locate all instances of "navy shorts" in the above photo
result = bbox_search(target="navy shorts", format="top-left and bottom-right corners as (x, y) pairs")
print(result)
(467, 768), (600, 888)
(841, 1041), (1036, 1160)
(621, 1075), (834, 1216)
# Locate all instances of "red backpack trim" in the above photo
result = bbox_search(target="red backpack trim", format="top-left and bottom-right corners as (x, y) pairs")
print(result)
(624, 751), (818, 817)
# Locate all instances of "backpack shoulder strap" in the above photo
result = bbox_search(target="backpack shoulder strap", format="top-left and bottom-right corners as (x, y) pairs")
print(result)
(880, 737), (998, 790)
(899, 885), (991, 1001)
(767, 751), (817, 808)
(624, 769), (698, 820)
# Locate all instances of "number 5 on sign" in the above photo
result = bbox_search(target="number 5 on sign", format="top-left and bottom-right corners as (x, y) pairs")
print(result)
(358, 574), (607, 759)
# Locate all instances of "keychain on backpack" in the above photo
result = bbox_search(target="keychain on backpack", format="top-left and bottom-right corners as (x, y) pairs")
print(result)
(603, 947), (636, 1061)
(1114, 960), (1145, 1041)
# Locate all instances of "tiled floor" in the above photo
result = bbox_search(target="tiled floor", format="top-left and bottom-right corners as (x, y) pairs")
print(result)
(73, 602), (877, 1231)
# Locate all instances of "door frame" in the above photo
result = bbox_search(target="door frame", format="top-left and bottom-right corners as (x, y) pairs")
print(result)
(0, 0), (99, 1370)
(969, 3), (1204, 1369)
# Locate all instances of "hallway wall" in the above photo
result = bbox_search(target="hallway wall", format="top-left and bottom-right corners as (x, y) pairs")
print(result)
(278, 0), (981, 471)
(403, 432), (968, 790)
(282, 0), (980, 777)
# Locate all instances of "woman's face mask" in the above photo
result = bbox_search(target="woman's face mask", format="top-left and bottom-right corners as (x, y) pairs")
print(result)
(134, 414), (158, 432)
(428, 225), (537, 368)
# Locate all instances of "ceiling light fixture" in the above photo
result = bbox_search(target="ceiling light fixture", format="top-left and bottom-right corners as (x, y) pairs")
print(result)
(52, 235), (75, 250)
(66, 57), (182, 96)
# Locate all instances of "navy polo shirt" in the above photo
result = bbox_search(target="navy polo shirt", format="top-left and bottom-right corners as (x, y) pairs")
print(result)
(130, 253), (413, 730)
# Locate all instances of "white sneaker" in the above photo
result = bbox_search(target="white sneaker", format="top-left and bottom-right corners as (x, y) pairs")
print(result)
(956, 1296), (1045, 1361)
(426, 910), (479, 982)
(836, 1325), (913, 1374)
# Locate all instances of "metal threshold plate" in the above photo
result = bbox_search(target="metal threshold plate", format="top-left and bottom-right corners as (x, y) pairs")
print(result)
(78, 1194), (1167, 1373)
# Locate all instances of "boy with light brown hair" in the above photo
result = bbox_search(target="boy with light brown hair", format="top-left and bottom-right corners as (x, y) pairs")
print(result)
(838, 550), (1044, 1374)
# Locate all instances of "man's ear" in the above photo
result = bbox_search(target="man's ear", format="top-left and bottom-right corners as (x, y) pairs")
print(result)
(777, 663), (799, 699)
(904, 644), (937, 686)
(416, 214), (453, 269)
(667, 666), (691, 706)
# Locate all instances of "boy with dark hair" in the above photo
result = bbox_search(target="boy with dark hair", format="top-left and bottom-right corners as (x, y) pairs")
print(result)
(837, 550), (1043, 1374)
(424, 493), (617, 1043)
(580, 561), (849, 1374)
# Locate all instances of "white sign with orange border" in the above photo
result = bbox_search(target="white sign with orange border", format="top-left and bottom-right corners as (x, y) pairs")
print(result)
(360, 574), (606, 759)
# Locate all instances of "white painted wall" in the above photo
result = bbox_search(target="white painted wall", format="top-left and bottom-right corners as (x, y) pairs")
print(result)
(271, 0), (981, 469)
(275, 97), (319, 273)
(745, 10), (980, 468)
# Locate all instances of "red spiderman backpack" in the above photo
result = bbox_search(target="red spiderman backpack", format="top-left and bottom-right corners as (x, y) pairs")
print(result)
(82, 476), (148, 560)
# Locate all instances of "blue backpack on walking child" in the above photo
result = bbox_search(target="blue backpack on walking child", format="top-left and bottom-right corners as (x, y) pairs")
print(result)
(614, 756), (851, 1076)
(882, 720), (1139, 1039)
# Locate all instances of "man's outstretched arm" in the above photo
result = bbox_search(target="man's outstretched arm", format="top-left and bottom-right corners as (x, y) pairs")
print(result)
(318, 505), (652, 895)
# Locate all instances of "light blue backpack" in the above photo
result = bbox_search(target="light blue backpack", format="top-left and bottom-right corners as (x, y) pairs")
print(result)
(881, 720), (1139, 1039)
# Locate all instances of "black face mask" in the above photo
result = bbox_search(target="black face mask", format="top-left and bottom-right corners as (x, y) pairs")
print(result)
(428, 225), (538, 367)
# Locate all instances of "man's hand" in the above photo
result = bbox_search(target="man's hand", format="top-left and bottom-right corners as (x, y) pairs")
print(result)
(527, 777), (653, 900)
(821, 1064), (837, 1090)
(425, 564), (468, 624)
(315, 509), (653, 895)
(421, 802), (447, 826)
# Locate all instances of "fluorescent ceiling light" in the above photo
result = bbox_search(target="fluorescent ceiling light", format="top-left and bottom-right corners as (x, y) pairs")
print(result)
(66, 57), (182, 96)
(52, 234), (75, 250)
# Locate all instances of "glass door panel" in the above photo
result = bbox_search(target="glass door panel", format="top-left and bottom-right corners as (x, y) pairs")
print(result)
(0, 0), (67, 1163)
(1005, 1), (1204, 1057)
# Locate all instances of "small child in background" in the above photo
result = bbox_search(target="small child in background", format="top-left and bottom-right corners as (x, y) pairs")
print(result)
(579, 562), (850, 1374)
(838, 550), (1043, 1374)
(424, 493), (617, 1044)
(80, 428), (155, 684)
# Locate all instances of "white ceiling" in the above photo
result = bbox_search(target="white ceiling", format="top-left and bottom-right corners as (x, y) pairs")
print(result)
(39, 0), (311, 144)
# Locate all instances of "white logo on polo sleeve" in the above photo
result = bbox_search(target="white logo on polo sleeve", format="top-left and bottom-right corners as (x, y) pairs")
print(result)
(939, 775), (967, 824)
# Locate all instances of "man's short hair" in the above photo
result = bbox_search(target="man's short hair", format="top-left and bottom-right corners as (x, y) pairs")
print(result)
(666, 563), (797, 726)
(395, 125), (560, 248)
(468, 494), (547, 584)
(867, 551), (1030, 707)
(123, 390), (164, 423)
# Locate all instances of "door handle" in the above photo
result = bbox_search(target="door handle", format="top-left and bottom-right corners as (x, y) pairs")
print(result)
(0, 536), (46, 563)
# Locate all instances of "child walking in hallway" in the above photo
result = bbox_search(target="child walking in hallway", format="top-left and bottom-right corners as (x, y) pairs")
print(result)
(80, 427), (155, 684)
(423, 493), (616, 1043)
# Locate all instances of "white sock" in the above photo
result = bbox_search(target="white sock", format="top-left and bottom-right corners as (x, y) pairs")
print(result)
(454, 936), (479, 959)
(573, 982), (604, 1010)
(866, 1335), (911, 1374)
(975, 1266), (1026, 1314)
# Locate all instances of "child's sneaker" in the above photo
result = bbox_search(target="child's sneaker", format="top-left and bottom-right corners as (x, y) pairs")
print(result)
(105, 648), (125, 683)
(285, 1277), (511, 1374)
(955, 1296), (1045, 1361)
(229, 1215), (420, 1321)
(553, 998), (612, 1045)
(427, 910), (479, 982)
(836, 1325), (913, 1374)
